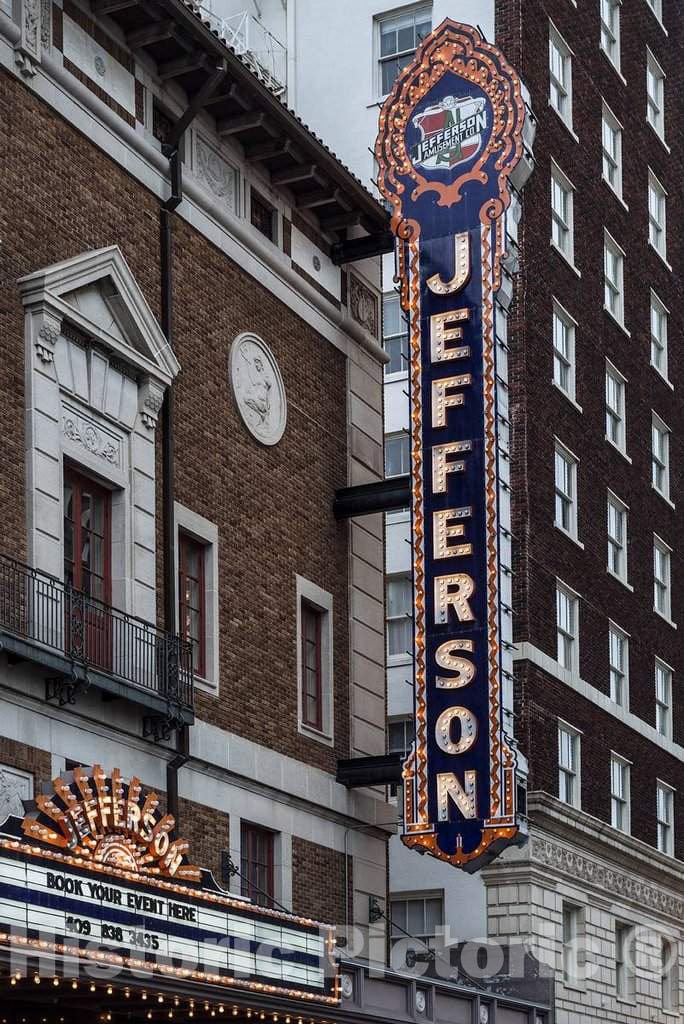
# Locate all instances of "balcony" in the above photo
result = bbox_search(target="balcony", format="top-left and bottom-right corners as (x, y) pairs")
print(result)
(0, 553), (194, 734)
(196, 5), (287, 96)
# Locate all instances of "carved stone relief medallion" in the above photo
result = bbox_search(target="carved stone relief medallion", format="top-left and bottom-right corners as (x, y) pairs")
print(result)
(229, 333), (287, 446)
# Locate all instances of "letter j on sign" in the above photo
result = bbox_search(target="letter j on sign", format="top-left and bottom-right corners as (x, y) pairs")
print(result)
(375, 20), (533, 871)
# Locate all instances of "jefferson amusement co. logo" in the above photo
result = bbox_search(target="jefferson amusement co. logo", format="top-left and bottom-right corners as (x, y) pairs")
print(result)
(410, 95), (488, 171)
(21, 765), (200, 881)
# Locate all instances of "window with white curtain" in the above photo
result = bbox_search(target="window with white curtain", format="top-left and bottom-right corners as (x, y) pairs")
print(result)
(607, 492), (628, 582)
(609, 624), (628, 707)
(601, 102), (623, 197)
(655, 660), (673, 739)
(648, 171), (667, 258)
(558, 722), (581, 806)
(555, 443), (578, 538)
(605, 362), (626, 452)
(549, 23), (573, 127)
(556, 583), (579, 671)
(647, 49), (665, 138)
(610, 754), (630, 833)
(653, 536), (672, 620)
(656, 782), (674, 855)
(552, 300), (577, 400)
(604, 232), (625, 325)
(386, 576), (413, 660)
(650, 291), (669, 379)
(600, 0), (621, 70)
(651, 414), (670, 499)
(551, 162), (575, 263)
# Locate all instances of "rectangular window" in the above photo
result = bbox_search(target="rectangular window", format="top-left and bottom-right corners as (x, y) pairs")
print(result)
(556, 583), (578, 672)
(554, 443), (578, 538)
(604, 231), (625, 325)
(605, 362), (626, 452)
(655, 659), (673, 739)
(301, 602), (323, 730)
(386, 576), (413, 659)
(549, 23), (573, 127)
(179, 532), (206, 678)
(647, 0), (663, 20)
(297, 576), (333, 742)
(385, 432), (410, 477)
(600, 0), (621, 69)
(64, 467), (112, 603)
(251, 190), (276, 242)
(647, 49), (665, 138)
(607, 492), (628, 582)
(388, 717), (415, 799)
(652, 414), (670, 499)
(654, 535), (672, 620)
(609, 624), (628, 707)
(610, 754), (630, 833)
(601, 102), (623, 196)
(552, 300), (577, 400)
(240, 823), (275, 907)
(650, 291), (669, 378)
(377, 7), (431, 96)
(562, 903), (582, 985)
(662, 937), (679, 1012)
(616, 923), (636, 999)
(656, 782), (674, 855)
(558, 721), (580, 807)
(383, 293), (408, 375)
(648, 171), (667, 258)
(551, 162), (574, 263)
(390, 894), (443, 947)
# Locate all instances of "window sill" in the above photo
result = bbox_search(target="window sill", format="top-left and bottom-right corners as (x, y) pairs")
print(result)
(650, 363), (674, 390)
(298, 721), (334, 747)
(194, 676), (219, 696)
(384, 370), (409, 383)
(647, 120), (670, 154)
(600, 47), (625, 85)
(552, 380), (582, 412)
(550, 241), (581, 276)
(555, 525), (584, 550)
(605, 437), (632, 464)
(654, 608), (677, 629)
(652, 484), (675, 509)
(601, 176), (628, 211)
(548, 101), (579, 142)
(603, 306), (630, 337)
(607, 569), (633, 592)
(387, 653), (413, 668)
(649, 241), (672, 272)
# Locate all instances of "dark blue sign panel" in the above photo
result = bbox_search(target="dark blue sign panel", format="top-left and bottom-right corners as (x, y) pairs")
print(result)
(376, 21), (529, 871)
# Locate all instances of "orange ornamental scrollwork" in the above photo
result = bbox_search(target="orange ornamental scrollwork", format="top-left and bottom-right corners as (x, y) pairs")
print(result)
(21, 765), (201, 881)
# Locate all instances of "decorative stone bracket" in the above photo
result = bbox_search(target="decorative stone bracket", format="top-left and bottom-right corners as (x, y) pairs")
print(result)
(29, 308), (62, 364)
(138, 376), (165, 431)
(14, 0), (51, 78)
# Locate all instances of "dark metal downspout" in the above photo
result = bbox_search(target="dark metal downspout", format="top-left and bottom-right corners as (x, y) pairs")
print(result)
(158, 62), (227, 828)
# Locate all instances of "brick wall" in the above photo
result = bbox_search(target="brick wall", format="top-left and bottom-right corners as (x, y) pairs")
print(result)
(0, 738), (52, 793)
(291, 836), (349, 927)
(497, 0), (684, 841)
(178, 796), (230, 883)
(0, 66), (350, 774)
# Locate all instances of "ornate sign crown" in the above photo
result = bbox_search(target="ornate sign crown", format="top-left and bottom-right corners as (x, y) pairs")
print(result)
(22, 765), (200, 881)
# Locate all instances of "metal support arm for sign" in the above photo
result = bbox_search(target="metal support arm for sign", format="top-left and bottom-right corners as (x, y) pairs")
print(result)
(375, 20), (533, 872)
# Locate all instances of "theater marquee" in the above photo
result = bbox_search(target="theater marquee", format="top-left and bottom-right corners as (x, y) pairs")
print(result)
(0, 766), (338, 1003)
(376, 21), (530, 871)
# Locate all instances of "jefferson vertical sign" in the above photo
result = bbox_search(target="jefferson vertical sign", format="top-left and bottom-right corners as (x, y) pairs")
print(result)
(376, 20), (531, 871)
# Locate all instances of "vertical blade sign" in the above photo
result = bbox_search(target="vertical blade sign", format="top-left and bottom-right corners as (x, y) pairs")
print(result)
(375, 20), (528, 871)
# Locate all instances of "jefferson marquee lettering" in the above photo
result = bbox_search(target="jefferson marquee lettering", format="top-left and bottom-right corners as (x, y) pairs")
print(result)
(376, 20), (532, 870)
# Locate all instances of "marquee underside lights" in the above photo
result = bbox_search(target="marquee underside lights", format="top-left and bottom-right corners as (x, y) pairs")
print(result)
(375, 20), (531, 872)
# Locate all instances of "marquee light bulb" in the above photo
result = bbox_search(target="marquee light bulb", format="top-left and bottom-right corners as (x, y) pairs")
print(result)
(72, 980), (78, 990)
(142, 992), (148, 1000)
(33, 975), (40, 985)
(90, 983), (97, 992)
(53, 977), (60, 986)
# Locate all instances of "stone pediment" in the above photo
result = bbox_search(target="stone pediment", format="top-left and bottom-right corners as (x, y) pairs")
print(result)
(18, 245), (179, 385)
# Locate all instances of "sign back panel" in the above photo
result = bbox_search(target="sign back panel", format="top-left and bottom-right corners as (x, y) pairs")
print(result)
(375, 20), (529, 872)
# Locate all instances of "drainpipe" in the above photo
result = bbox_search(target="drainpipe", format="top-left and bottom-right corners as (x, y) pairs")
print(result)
(158, 61), (227, 827)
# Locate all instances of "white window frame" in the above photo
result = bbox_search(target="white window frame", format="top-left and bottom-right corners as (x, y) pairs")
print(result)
(385, 431), (410, 478)
(653, 535), (672, 622)
(655, 658), (673, 740)
(558, 719), (581, 808)
(389, 891), (444, 948)
(562, 902), (583, 987)
(375, 5), (432, 99)
(616, 922), (636, 1000)
(656, 781), (675, 856)
(383, 291), (408, 378)
(605, 360), (627, 454)
(650, 291), (669, 381)
(600, 0), (621, 71)
(549, 22), (573, 129)
(554, 441), (579, 540)
(556, 581), (579, 673)
(646, 48), (666, 140)
(610, 753), (631, 834)
(603, 231), (625, 327)
(601, 101), (623, 199)
(651, 413), (670, 500)
(296, 575), (334, 745)
(648, 170), (668, 260)
(174, 502), (220, 696)
(550, 161), (575, 265)
(607, 491), (628, 583)
(646, 0), (663, 23)
(552, 299), (578, 402)
(609, 622), (629, 708)
(386, 574), (413, 664)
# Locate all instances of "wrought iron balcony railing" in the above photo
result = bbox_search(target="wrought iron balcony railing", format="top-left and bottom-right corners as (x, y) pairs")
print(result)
(0, 553), (193, 718)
